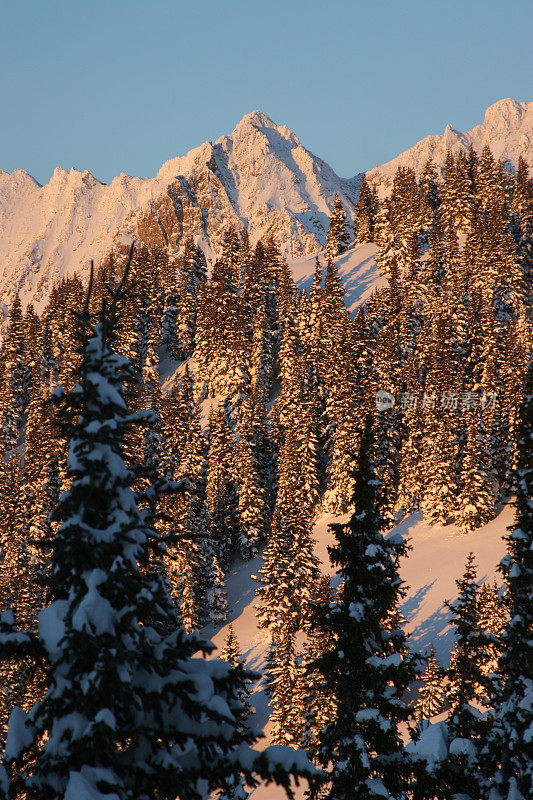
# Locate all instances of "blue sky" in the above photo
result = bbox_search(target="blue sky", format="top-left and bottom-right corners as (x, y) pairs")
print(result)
(2, 0), (532, 185)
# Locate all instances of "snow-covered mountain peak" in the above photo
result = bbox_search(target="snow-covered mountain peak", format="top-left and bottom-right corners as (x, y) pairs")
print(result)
(230, 109), (301, 146)
(367, 97), (533, 195)
(482, 97), (530, 131)
(0, 168), (41, 192)
(0, 111), (359, 311)
(233, 109), (278, 131)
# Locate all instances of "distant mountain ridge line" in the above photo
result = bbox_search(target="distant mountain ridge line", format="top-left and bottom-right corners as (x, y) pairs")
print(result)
(0, 97), (532, 312)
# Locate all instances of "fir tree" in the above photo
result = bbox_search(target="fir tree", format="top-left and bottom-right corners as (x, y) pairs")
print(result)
(456, 412), (495, 533)
(354, 176), (375, 243)
(415, 644), (445, 723)
(482, 365), (533, 800)
(266, 631), (302, 747)
(324, 195), (350, 261)
(207, 554), (228, 626)
(476, 581), (506, 684)
(440, 553), (486, 800)
(0, 258), (312, 800)
(311, 416), (416, 800)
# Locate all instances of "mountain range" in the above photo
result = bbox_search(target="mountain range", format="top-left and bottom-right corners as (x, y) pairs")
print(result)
(0, 97), (531, 313)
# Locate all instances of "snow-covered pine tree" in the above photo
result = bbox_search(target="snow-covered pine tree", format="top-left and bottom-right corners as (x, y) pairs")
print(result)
(266, 631), (302, 747)
(456, 411), (495, 533)
(324, 195), (350, 262)
(207, 406), (241, 566)
(415, 644), (445, 723)
(255, 425), (319, 640)
(299, 576), (337, 760)
(0, 454), (35, 745)
(440, 552), (486, 800)
(220, 622), (253, 721)
(311, 415), (416, 800)
(207, 553), (228, 626)
(388, 168), (419, 246)
(418, 159), (440, 244)
(354, 176), (375, 244)
(234, 393), (270, 560)
(476, 580), (506, 684)
(482, 364), (533, 800)
(0, 297), (31, 456)
(0, 256), (312, 800)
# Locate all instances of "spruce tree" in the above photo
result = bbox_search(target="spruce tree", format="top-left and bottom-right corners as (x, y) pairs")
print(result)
(456, 412), (495, 533)
(207, 554), (228, 626)
(325, 195), (350, 261)
(300, 577), (337, 760)
(0, 259), (312, 800)
(482, 365), (533, 800)
(440, 553), (486, 800)
(354, 176), (375, 243)
(311, 416), (416, 800)
(266, 631), (302, 747)
(476, 581), (506, 684)
(415, 645), (445, 723)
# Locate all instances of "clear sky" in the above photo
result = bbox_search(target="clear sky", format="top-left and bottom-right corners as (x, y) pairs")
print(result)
(2, 0), (532, 185)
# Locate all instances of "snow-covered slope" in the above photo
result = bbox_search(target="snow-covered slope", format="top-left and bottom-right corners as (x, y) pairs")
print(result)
(289, 242), (383, 313)
(203, 502), (511, 798)
(0, 167), (162, 311)
(0, 112), (360, 312)
(366, 98), (533, 196)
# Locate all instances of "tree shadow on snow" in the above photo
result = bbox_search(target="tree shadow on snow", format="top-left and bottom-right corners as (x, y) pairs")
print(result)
(407, 604), (455, 667)
(401, 580), (436, 622)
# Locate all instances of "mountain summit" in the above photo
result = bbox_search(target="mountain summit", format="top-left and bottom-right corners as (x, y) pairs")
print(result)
(0, 111), (360, 311)
(156, 109), (359, 256)
(366, 97), (533, 195)
(0, 99), (532, 311)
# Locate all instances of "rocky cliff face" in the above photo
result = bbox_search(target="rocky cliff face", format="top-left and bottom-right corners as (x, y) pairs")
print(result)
(366, 98), (533, 196)
(0, 112), (360, 312)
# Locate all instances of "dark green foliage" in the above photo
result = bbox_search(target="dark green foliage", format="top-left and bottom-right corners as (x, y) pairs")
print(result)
(311, 417), (417, 800)
(482, 364), (533, 800)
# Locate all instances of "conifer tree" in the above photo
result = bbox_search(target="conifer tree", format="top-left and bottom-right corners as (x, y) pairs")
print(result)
(476, 581), (506, 683)
(220, 623), (252, 721)
(235, 395), (270, 559)
(0, 259), (312, 800)
(0, 297), (31, 455)
(456, 412), (495, 533)
(256, 426), (319, 640)
(482, 365), (533, 800)
(266, 631), (302, 747)
(415, 645), (445, 723)
(311, 416), (416, 800)
(300, 577), (337, 760)
(207, 554), (228, 626)
(325, 195), (350, 261)
(354, 176), (375, 243)
(440, 553), (486, 800)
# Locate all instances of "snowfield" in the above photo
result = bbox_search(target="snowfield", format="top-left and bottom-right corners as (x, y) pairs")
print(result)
(202, 502), (511, 798)
(288, 242), (383, 313)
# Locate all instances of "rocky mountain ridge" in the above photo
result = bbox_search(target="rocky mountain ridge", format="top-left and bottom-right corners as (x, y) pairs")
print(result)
(0, 111), (360, 312)
(366, 97), (533, 195)
(0, 98), (532, 312)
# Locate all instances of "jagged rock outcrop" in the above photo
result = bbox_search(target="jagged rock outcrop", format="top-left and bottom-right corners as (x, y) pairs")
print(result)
(0, 111), (360, 312)
(1, 99), (532, 313)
